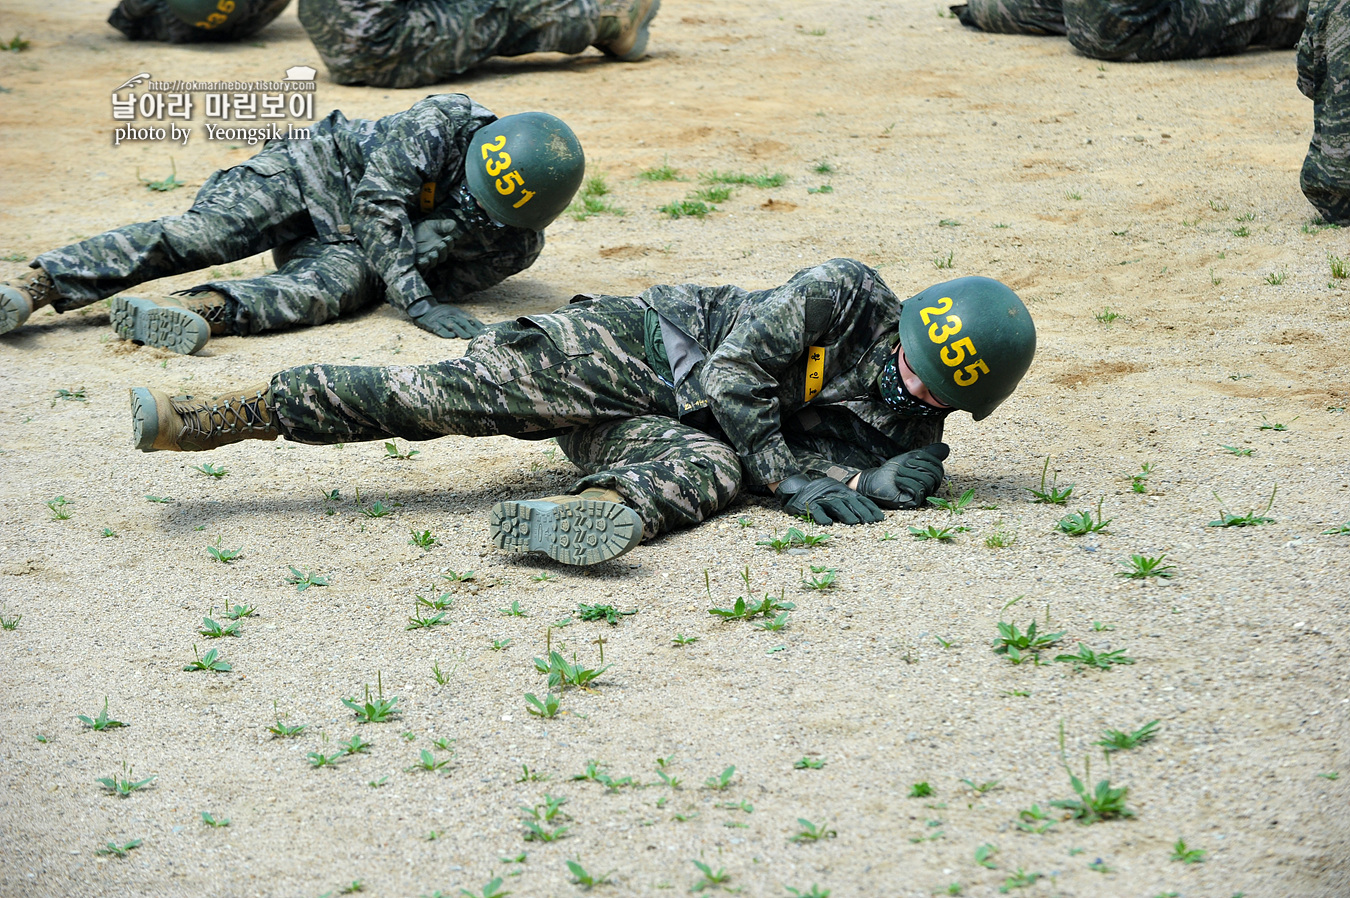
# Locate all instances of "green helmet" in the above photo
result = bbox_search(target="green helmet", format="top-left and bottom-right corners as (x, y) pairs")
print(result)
(167, 0), (245, 29)
(898, 276), (1036, 421)
(465, 113), (584, 231)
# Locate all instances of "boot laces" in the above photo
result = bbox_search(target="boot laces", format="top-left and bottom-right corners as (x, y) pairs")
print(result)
(178, 391), (271, 438)
(23, 270), (58, 304)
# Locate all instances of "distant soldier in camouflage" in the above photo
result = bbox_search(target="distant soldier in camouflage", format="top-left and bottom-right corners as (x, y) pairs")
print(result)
(109, 0), (292, 43)
(0, 95), (584, 353)
(125, 259), (1037, 567)
(952, 0), (1306, 58)
(298, 0), (660, 88)
(1298, 0), (1350, 224)
(951, 0), (1066, 36)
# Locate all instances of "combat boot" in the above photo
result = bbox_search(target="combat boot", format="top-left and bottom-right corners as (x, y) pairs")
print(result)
(110, 290), (229, 355)
(0, 267), (59, 336)
(490, 487), (643, 566)
(593, 0), (660, 61)
(130, 383), (278, 452)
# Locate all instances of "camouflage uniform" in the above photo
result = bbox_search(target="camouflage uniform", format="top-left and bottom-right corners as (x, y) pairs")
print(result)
(33, 95), (543, 335)
(1064, 0), (1307, 60)
(108, 0), (292, 43)
(1298, 0), (1350, 224)
(270, 259), (947, 538)
(299, 0), (605, 88)
(952, 0), (1067, 36)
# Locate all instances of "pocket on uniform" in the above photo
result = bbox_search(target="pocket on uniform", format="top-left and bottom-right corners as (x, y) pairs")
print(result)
(236, 152), (290, 177)
(472, 315), (592, 386)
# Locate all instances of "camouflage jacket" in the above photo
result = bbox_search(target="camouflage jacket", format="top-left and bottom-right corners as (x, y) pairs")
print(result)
(108, 0), (292, 42)
(282, 94), (543, 310)
(624, 259), (946, 488)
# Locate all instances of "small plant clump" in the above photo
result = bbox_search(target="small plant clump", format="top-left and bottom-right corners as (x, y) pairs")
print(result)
(95, 838), (143, 858)
(1027, 457), (1074, 505)
(1130, 462), (1154, 493)
(576, 603), (637, 625)
(1055, 498), (1111, 535)
(1116, 553), (1176, 579)
(383, 439), (420, 460)
(994, 619), (1065, 664)
(1171, 839), (1207, 864)
(1055, 644), (1135, 670)
(757, 526), (831, 552)
(183, 644), (231, 673)
(285, 566), (329, 591)
(342, 672), (401, 723)
(138, 158), (184, 191)
(46, 496), (72, 521)
(97, 764), (156, 798)
(78, 697), (127, 732)
(1209, 485), (1277, 527)
(1095, 720), (1160, 753)
(1050, 724), (1134, 824)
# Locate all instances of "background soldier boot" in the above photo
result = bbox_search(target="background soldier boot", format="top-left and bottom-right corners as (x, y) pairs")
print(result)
(593, 0), (660, 61)
(0, 268), (59, 336)
(490, 487), (643, 566)
(130, 383), (278, 452)
(110, 293), (223, 355)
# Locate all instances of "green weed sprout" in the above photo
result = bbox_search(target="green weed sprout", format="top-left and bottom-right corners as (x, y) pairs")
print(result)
(1027, 457), (1073, 505)
(1049, 722), (1134, 824)
(78, 697), (126, 731)
(1055, 497), (1111, 535)
(342, 672), (400, 723)
(1094, 720), (1159, 753)
(1116, 554), (1176, 579)
(1209, 485), (1276, 527)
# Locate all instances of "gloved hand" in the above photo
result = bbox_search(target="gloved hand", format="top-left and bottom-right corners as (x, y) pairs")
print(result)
(853, 443), (950, 509)
(413, 219), (461, 269)
(409, 301), (485, 339)
(776, 473), (884, 526)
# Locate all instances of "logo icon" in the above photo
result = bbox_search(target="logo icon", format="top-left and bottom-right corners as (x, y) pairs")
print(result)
(114, 72), (152, 92)
(284, 65), (317, 81)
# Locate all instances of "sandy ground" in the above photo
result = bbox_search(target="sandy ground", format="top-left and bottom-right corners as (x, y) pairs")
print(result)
(1, 1), (1348, 896)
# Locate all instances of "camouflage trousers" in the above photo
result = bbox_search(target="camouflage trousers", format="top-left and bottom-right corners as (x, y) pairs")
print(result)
(298, 0), (603, 88)
(953, 0), (1067, 36)
(1065, 0), (1307, 60)
(271, 298), (743, 538)
(34, 156), (388, 335)
(1298, 0), (1350, 224)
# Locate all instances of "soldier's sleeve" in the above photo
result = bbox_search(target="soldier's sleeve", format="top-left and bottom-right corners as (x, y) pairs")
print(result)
(427, 229), (544, 303)
(699, 287), (810, 488)
(350, 102), (464, 312)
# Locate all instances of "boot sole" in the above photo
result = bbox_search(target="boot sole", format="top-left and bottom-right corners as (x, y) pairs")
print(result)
(129, 387), (162, 452)
(490, 499), (643, 566)
(0, 285), (33, 336)
(111, 296), (210, 355)
(601, 0), (660, 61)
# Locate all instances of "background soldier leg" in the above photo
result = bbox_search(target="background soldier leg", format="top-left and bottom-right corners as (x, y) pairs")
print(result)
(556, 416), (743, 540)
(298, 0), (603, 88)
(953, 0), (1067, 36)
(1065, 0), (1305, 61)
(187, 237), (386, 336)
(33, 154), (312, 313)
(1298, 0), (1350, 224)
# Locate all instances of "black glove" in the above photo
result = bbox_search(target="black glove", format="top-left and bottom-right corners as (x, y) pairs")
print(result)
(776, 474), (884, 526)
(413, 219), (461, 269)
(854, 443), (950, 510)
(407, 300), (485, 339)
